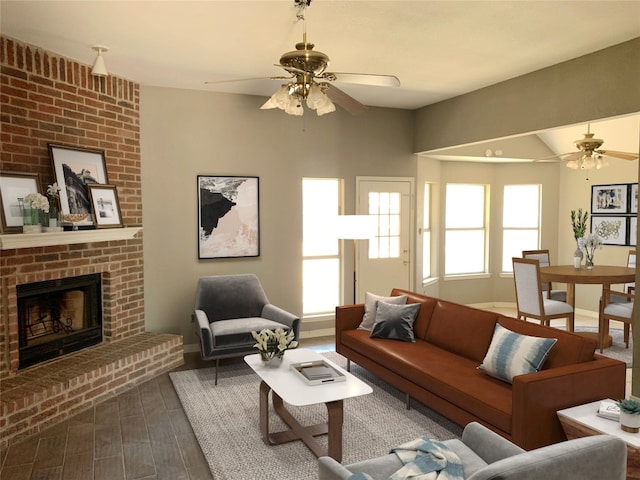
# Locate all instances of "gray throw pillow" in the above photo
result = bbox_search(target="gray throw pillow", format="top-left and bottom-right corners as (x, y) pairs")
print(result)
(358, 292), (408, 331)
(370, 301), (421, 342)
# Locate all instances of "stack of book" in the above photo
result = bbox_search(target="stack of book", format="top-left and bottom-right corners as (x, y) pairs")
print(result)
(301, 366), (334, 381)
(597, 399), (620, 421)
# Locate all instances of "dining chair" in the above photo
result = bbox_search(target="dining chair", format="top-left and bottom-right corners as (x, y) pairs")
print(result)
(599, 285), (635, 353)
(512, 257), (575, 331)
(522, 249), (567, 302)
(602, 249), (635, 306)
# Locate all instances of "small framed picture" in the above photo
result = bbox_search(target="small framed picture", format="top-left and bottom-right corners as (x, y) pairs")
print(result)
(630, 217), (637, 247)
(0, 172), (41, 233)
(88, 184), (123, 228)
(49, 143), (109, 224)
(591, 184), (629, 214)
(630, 183), (638, 214)
(591, 215), (628, 246)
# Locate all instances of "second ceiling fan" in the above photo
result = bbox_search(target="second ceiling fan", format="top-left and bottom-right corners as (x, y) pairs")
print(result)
(545, 124), (638, 169)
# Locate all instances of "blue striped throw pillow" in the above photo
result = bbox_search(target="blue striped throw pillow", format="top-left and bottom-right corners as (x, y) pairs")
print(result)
(478, 324), (557, 384)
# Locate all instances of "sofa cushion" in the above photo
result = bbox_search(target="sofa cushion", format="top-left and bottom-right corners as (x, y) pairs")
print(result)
(370, 302), (421, 342)
(359, 292), (408, 331)
(341, 330), (513, 433)
(478, 324), (557, 383)
(425, 300), (499, 363)
(497, 316), (596, 368)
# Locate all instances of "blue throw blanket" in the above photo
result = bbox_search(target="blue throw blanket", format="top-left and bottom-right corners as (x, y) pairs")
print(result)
(348, 437), (464, 480)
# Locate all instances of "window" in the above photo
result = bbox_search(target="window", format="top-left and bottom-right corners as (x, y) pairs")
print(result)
(502, 184), (541, 272)
(368, 191), (401, 259)
(422, 182), (431, 280)
(444, 184), (487, 275)
(302, 178), (340, 316)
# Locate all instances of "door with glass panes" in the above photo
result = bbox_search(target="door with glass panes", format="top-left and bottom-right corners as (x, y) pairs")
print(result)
(356, 178), (413, 301)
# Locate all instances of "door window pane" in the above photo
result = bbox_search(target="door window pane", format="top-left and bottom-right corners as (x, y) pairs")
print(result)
(369, 191), (401, 259)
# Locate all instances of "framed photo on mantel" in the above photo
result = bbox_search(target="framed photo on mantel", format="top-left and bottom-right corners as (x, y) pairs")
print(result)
(0, 172), (41, 233)
(49, 143), (108, 225)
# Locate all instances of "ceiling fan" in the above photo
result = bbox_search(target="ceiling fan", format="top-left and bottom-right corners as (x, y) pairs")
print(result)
(545, 124), (639, 170)
(205, 0), (400, 116)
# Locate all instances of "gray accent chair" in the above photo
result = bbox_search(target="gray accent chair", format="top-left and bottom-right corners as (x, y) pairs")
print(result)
(318, 422), (627, 480)
(192, 274), (299, 384)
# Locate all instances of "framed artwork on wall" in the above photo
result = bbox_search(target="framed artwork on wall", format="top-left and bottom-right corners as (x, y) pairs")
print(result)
(630, 217), (637, 247)
(197, 175), (260, 259)
(630, 183), (638, 214)
(49, 144), (109, 225)
(88, 184), (123, 228)
(591, 184), (629, 214)
(0, 172), (41, 233)
(591, 215), (628, 246)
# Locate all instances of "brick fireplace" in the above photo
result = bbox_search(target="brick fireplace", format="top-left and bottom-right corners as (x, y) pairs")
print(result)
(0, 36), (183, 448)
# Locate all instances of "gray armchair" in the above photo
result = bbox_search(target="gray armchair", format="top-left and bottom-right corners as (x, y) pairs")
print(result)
(318, 422), (627, 480)
(192, 274), (299, 384)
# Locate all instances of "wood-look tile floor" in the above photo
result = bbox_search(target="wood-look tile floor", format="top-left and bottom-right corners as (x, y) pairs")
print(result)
(0, 337), (335, 480)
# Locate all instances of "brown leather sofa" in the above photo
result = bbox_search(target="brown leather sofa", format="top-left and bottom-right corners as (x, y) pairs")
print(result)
(335, 288), (626, 450)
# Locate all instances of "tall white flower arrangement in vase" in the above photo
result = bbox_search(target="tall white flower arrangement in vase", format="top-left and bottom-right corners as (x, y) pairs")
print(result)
(578, 233), (603, 270)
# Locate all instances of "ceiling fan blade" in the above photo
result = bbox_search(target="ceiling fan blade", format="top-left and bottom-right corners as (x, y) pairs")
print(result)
(324, 72), (400, 88)
(323, 83), (367, 115)
(205, 76), (293, 85)
(540, 151), (579, 161)
(597, 150), (639, 161)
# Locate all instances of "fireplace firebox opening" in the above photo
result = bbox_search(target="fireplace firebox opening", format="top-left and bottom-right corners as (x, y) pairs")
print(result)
(17, 273), (103, 369)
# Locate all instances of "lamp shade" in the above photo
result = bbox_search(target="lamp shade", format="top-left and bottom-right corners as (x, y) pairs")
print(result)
(335, 215), (377, 240)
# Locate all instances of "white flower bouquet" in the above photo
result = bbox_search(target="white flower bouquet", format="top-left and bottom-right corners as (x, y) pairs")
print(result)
(251, 327), (298, 362)
(578, 233), (603, 268)
(24, 192), (50, 213)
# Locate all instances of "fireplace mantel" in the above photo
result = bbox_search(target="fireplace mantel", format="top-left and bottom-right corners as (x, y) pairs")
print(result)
(0, 227), (142, 250)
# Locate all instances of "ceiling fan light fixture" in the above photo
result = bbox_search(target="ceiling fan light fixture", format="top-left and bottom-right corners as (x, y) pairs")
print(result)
(565, 160), (579, 170)
(260, 85), (290, 110)
(306, 83), (335, 116)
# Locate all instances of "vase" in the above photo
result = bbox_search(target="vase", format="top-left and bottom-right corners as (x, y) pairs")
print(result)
(586, 255), (594, 270)
(260, 351), (284, 367)
(22, 206), (43, 234)
(620, 412), (640, 433)
(48, 200), (62, 228)
(573, 241), (583, 270)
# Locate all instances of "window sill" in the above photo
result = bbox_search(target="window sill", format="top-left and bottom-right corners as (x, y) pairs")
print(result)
(443, 273), (492, 281)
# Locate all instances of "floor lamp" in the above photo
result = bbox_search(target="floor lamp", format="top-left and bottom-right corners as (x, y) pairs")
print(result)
(336, 215), (377, 304)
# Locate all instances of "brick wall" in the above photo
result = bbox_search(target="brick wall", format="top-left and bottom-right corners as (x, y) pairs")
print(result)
(0, 35), (144, 376)
(0, 36), (183, 448)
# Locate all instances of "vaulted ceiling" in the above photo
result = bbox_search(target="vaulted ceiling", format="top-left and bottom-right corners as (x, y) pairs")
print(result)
(2, 1), (639, 159)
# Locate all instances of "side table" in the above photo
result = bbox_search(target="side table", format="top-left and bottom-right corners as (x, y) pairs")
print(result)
(558, 400), (640, 479)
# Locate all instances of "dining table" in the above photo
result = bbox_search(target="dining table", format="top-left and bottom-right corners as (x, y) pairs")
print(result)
(540, 265), (635, 308)
(540, 264), (635, 346)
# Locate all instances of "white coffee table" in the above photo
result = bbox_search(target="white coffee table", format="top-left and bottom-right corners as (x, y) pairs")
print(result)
(557, 400), (640, 479)
(245, 348), (372, 461)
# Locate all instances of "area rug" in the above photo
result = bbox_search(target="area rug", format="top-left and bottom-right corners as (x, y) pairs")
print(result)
(573, 327), (633, 367)
(169, 352), (462, 480)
